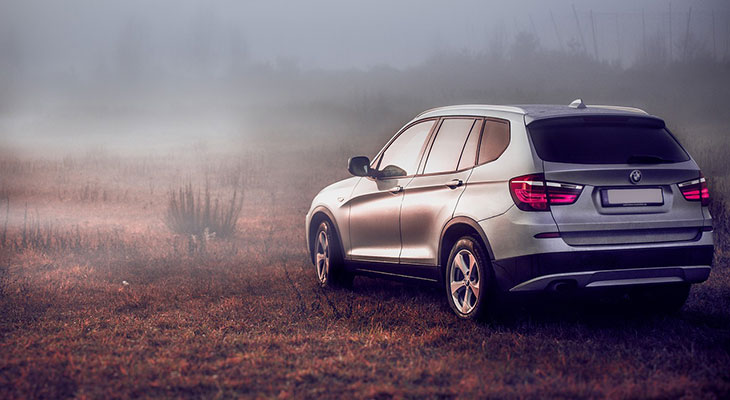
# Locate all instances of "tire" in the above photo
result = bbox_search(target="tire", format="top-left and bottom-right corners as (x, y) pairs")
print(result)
(313, 221), (354, 288)
(445, 236), (493, 320)
(628, 283), (691, 313)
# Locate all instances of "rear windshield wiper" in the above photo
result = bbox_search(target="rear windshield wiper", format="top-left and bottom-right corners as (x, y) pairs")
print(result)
(627, 154), (674, 164)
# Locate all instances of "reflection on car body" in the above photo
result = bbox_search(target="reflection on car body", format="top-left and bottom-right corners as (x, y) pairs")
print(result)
(306, 100), (714, 319)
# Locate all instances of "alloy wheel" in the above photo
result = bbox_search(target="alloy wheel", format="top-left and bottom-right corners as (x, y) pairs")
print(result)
(315, 230), (329, 283)
(449, 249), (480, 314)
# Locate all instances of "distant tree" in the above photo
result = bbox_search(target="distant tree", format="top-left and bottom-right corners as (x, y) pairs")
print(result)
(228, 28), (250, 74)
(636, 33), (670, 67)
(510, 31), (540, 61)
(487, 22), (508, 61)
(115, 17), (151, 80)
(567, 37), (583, 54)
(182, 7), (230, 76)
(0, 28), (23, 78)
(0, 28), (23, 110)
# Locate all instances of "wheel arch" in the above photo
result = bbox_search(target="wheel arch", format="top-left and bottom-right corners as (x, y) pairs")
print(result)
(438, 217), (494, 281)
(308, 206), (346, 264)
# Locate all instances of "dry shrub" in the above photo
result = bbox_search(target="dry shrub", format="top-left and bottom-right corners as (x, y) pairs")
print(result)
(165, 183), (243, 238)
(1, 198), (8, 248)
(710, 196), (730, 255)
(0, 263), (6, 298)
(5, 210), (130, 256)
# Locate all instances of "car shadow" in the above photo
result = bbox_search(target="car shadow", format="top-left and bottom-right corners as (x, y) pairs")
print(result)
(345, 275), (730, 332)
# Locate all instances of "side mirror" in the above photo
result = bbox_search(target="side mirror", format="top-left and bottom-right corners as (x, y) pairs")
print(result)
(378, 165), (406, 178)
(348, 156), (371, 177)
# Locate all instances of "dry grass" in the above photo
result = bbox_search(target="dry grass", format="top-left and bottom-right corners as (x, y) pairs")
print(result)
(0, 144), (729, 399)
(165, 183), (243, 239)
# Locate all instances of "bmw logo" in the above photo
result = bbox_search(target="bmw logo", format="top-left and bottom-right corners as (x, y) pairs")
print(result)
(629, 169), (642, 184)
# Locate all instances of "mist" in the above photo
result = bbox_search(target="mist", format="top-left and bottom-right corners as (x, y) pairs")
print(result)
(1, 0), (729, 154)
(3, 2), (730, 397)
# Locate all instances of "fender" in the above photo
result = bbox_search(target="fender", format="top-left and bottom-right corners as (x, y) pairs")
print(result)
(438, 216), (495, 264)
(308, 205), (347, 263)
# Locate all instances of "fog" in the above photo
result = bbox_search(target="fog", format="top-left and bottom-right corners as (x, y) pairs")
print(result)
(1, 0), (729, 153)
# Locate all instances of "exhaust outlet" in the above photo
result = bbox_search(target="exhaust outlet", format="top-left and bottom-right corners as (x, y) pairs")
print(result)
(550, 280), (577, 293)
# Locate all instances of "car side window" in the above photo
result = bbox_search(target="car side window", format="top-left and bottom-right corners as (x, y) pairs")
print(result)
(423, 118), (476, 174)
(478, 119), (510, 164)
(457, 119), (483, 171)
(377, 120), (435, 178)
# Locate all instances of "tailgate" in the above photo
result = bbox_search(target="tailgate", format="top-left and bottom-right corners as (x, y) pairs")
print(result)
(544, 161), (704, 245)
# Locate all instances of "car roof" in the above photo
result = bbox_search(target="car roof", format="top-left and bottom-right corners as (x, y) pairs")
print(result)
(415, 102), (658, 125)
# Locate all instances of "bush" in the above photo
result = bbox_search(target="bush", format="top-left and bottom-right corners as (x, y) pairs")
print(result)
(165, 183), (243, 239)
(710, 195), (730, 254)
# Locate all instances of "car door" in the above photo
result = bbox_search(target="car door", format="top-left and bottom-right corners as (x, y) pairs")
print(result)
(347, 119), (436, 263)
(400, 118), (482, 267)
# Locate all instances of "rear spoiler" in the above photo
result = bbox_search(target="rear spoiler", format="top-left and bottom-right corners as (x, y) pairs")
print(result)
(526, 114), (665, 128)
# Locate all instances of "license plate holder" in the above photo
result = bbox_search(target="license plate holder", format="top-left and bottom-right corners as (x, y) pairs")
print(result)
(601, 188), (664, 207)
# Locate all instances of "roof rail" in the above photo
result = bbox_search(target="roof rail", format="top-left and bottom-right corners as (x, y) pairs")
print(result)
(589, 105), (649, 115)
(414, 106), (443, 118)
(414, 104), (526, 118)
(568, 98), (649, 115)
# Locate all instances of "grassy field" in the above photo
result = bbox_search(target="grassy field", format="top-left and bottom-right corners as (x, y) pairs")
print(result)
(1, 144), (729, 399)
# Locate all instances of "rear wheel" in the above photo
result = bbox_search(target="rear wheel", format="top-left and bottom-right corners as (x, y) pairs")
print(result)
(445, 236), (493, 320)
(628, 283), (691, 313)
(314, 221), (354, 288)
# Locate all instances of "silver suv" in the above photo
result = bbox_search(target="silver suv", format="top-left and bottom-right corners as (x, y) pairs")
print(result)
(305, 100), (714, 319)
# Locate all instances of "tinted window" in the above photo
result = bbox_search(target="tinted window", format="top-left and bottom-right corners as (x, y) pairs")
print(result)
(528, 118), (689, 164)
(424, 118), (476, 174)
(478, 119), (510, 164)
(378, 120), (434, 177)
(457, 120), (483, 171)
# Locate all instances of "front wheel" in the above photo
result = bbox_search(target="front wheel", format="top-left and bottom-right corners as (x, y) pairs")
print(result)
(445, 236), (493, 320)
(313, 221), (353, 288)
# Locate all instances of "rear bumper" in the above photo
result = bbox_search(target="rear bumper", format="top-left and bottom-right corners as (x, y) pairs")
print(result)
(493, 244), (714, 292)
(509, 265), (710, 292)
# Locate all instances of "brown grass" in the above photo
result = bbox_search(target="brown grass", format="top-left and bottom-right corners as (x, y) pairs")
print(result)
(0, 144), (729, 399)
(165, 183), (243, 239)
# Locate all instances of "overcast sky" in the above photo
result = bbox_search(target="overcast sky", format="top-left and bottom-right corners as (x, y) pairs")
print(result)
(1, 0), (728, 152)
(2, 0), (728, 72)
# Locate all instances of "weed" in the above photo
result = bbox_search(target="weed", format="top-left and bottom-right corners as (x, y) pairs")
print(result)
(165, 182), (243, 239)
(1, 198), (8, 248)
(0, 145), (727, 399)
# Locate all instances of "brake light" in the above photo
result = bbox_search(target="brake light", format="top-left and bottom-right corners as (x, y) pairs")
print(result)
(678, 173), (710, 206)
(510, 174), (548, 211)
(509, 174), (584, 211)
(546, 181), (584, 205)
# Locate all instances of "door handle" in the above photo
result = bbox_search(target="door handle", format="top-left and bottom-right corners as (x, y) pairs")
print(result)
(446, 179), (463, 189)
(390, 185), (403, 194)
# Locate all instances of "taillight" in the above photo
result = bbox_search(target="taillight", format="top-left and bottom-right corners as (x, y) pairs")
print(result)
(509, 173), (584, 211)
(510, 174), (548, 211)
(678, 172), (710, 206)
(546, 181), (584, 205)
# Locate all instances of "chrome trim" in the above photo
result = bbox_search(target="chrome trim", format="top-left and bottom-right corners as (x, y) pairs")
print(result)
(586, 277), (683, 287)
(678, 177), (705, 187)
(512, 180), (583, 190)
(546, 181), (583, 190)
(512, 179), (544, 186)
(355, 268), (438, 282)
(509, 265), (711, 292)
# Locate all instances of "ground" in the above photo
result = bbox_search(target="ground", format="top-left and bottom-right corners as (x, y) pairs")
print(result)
(0, 145), (728, 399)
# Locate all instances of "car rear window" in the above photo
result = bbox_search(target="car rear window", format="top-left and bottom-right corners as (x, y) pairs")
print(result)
(527, 117), (689, 164)
(478, 119), (510, 164)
